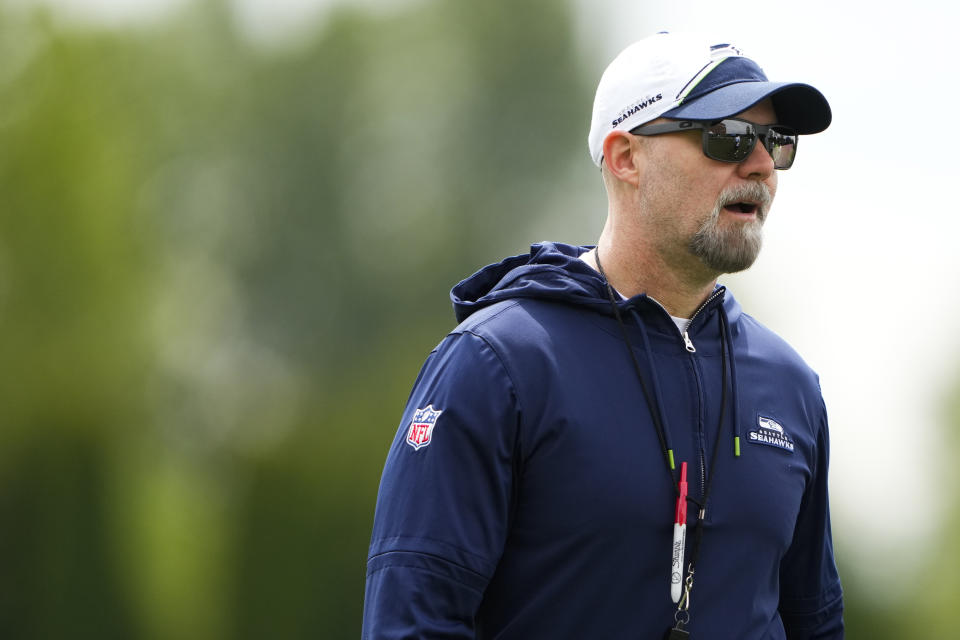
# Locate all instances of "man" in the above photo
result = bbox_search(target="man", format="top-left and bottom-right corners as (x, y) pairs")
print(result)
(363, 32), (843, 639)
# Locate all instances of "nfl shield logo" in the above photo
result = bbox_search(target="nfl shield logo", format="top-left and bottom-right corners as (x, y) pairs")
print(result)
(406, 405), (443, 451)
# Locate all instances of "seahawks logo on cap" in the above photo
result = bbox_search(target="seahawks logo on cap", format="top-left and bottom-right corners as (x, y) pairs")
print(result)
(747, 415), (795, 452)
(709, 43), (744, 57)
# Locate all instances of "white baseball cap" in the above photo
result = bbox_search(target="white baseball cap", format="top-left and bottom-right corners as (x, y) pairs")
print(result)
(587, 32), (832, 166)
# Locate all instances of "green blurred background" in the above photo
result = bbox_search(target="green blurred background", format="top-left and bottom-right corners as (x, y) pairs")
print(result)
(0, 0), (956, 637)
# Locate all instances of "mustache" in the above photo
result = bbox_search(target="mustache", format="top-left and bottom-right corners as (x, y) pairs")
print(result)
(716, 183), (773, 220)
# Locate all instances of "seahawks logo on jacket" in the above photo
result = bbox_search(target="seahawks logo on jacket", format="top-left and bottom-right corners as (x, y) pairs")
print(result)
(747, 415), (795, 452)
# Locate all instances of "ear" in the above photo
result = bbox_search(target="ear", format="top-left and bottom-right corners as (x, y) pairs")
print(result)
(602, 130), (642, 187)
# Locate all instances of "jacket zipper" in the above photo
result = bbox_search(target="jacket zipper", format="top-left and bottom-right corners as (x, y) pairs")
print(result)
(681, 287), (725, 507)
(680, 288), (725, 353)
(646, 288), (726, 506)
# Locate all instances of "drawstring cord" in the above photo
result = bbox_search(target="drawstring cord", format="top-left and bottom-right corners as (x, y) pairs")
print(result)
(630, 308), (676, 466)
(593, 247), (741, 630)
(719, 306), (742, 456)
(595, 251), (677, 490)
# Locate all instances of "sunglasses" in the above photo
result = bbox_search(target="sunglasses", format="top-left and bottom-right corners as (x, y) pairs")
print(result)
(629, 118), (798, 170)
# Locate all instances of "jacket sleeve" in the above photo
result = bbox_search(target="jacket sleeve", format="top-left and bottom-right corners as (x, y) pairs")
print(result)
(778, 394), (844, 639)
(362, 331), (520, 639)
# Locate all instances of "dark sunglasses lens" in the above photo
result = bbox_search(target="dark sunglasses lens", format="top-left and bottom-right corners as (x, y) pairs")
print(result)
(704, 121), (756, 162)
(766, 128), (797, 169)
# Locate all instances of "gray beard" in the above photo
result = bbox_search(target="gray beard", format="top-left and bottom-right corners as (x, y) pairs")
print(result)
(689, 182), (772, 273)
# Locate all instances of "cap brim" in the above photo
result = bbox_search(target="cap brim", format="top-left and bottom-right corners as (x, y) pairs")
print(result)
(661, 81), (832, 134)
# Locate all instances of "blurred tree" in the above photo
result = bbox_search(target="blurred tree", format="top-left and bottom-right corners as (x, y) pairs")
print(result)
(0, 9), (156, 638)
(904, 379), (960, 637)
(0, 0), (591, 637)
(219, 1), (591, 636)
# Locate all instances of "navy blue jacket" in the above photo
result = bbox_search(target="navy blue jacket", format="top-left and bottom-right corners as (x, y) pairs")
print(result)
(364, 242), (843, 639)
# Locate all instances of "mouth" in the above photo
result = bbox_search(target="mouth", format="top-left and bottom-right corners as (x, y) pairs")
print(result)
(723, 201), (760, 216)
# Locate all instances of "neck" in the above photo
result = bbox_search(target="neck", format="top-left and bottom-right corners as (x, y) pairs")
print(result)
(585, 228), (719, 319)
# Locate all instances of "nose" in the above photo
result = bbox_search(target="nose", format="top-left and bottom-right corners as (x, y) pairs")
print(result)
(737, 136), (775, 181)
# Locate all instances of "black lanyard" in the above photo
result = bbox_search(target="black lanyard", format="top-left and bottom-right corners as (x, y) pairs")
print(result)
(594, 249), (730, 636)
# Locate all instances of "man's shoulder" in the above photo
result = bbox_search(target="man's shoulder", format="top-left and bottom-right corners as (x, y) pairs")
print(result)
(442, 297), (591, 368)
(735, 310), (821, 386)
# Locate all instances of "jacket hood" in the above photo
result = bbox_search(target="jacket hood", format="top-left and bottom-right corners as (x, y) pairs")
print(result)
(451, 241), (743, 326)
(451, 242), (611, 323)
